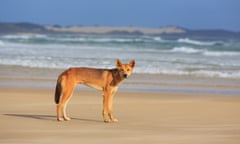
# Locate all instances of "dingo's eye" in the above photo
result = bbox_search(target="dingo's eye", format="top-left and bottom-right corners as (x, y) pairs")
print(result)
(127, 68), (130, 72)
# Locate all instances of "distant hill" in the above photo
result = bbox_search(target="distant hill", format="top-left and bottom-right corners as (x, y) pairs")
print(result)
(0, 22), (48, 34)
(0, 22), (240, 39)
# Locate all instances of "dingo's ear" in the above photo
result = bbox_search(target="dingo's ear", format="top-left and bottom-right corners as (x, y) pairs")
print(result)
(116, 59), (122, 68)
(129, 59), (135, 68)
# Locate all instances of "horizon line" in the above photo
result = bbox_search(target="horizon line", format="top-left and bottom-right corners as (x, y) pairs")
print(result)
(1, 21), (239, 32)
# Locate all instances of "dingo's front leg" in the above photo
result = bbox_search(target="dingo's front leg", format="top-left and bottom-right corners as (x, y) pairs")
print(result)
(103, 90), (110, 123)
(108, 89), (118, 122)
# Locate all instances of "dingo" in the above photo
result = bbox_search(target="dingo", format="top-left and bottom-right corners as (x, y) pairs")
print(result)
(55, 59), (135, 122)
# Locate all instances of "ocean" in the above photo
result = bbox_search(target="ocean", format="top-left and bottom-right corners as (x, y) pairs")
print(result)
(0, 34), (240, 79)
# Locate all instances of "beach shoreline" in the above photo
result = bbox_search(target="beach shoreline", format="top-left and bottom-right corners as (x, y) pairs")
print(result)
(1, 64), (240, 95)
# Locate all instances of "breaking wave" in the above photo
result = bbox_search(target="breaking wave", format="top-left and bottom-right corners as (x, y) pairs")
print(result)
(171, 46), (240, 57)
(1, 34), (240, 79)
(171, 47), (202, 53)
(177, 38), (220, 46)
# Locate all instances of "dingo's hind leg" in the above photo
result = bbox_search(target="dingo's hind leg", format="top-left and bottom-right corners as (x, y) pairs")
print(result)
(57, 104), (64, 121)
(62, 84), (75, 121)
(57, 83), (75, 121)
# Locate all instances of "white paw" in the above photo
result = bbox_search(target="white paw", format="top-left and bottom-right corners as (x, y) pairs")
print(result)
(57, 118), (64, 122)
(112, 118), (118, 123)
(64, 117), (71, 121)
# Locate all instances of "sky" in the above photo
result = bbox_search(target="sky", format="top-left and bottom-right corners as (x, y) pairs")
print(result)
(0, 0), (240, 31)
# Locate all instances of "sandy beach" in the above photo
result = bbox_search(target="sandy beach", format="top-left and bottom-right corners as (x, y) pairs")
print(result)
(1, 66), (240, 144)
(1, 88), (240, 144)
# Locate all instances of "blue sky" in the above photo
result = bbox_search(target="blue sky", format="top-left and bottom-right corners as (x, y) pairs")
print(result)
(0, 0), (240, 31)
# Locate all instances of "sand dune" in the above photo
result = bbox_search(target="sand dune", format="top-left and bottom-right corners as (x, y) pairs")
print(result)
(45, 25), (185, 35)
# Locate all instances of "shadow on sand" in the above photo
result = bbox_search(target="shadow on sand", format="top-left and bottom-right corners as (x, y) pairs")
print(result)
(4, 114), (103, 123)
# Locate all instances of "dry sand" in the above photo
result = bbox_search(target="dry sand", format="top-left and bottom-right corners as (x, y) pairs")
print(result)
(1, 87), (240, 144)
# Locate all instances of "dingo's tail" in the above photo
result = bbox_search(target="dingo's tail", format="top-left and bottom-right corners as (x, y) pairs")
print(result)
(55, 77), (62, 104)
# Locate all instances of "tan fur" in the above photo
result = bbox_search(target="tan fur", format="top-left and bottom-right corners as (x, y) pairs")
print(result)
(55, 59), (135, 123)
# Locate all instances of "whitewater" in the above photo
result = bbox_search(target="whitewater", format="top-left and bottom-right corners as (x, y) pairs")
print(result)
(0, 34), (240, 78)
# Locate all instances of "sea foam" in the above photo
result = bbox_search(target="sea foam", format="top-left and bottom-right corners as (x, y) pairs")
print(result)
(177, 38), (217, 46)
(171, 47), (202, 53)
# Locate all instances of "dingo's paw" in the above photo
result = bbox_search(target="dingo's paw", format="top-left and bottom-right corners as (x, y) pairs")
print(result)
(64, 117), (71, 121)
(112, 118), (118, 123)
(57, 118), (64, 122)
(104, 119), (111, 123)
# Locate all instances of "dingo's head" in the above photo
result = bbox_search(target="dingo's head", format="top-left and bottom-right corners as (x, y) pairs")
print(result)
(116, 59), (135, 79)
